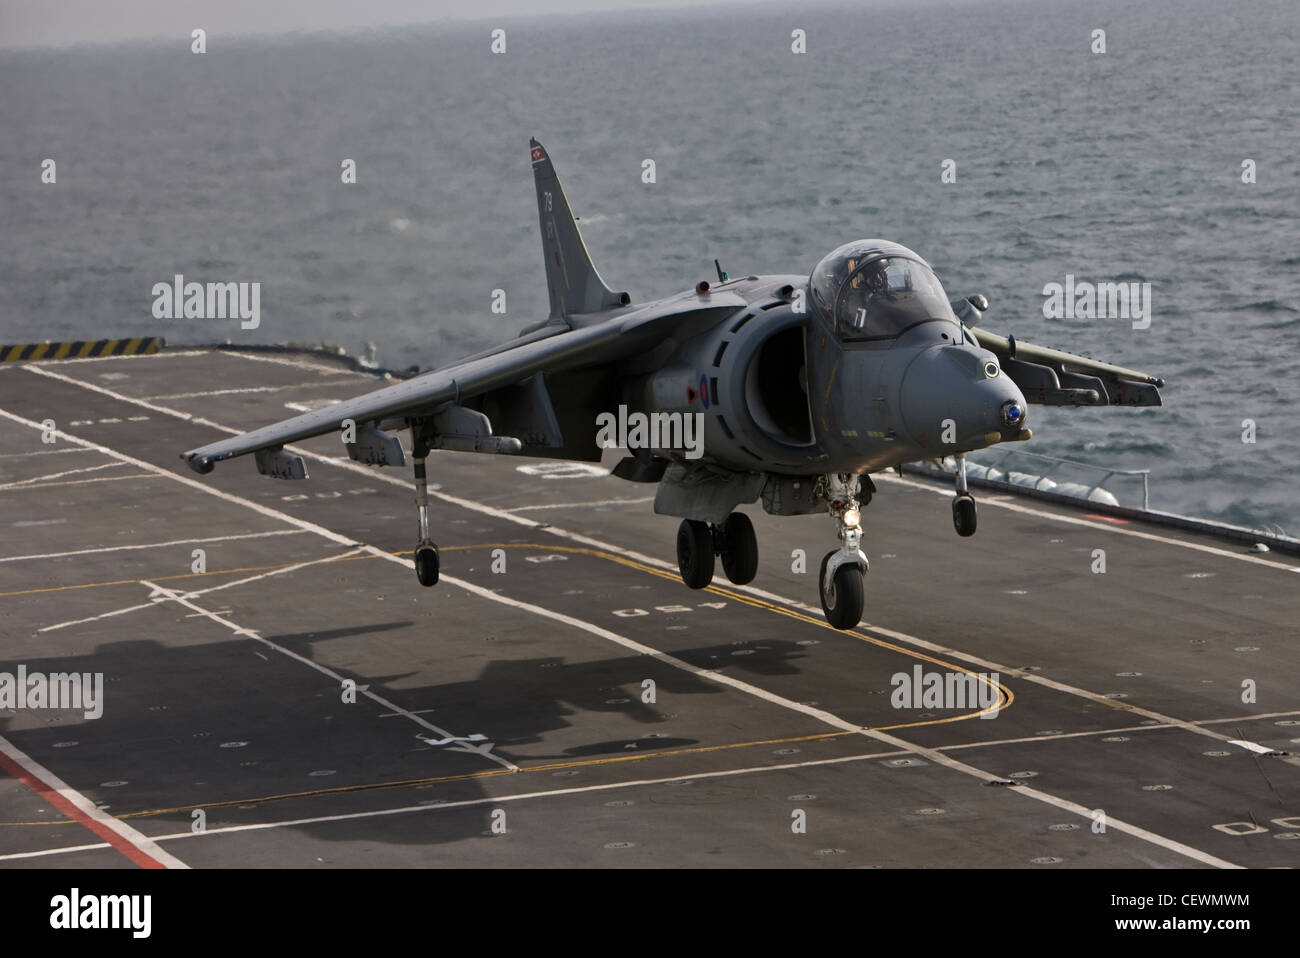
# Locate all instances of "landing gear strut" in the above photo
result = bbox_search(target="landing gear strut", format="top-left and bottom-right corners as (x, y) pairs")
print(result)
(411, 442), (439, 586)
(816, 473), (870, 630)
(952, 454), (977, 537)
(675, 511), (760, 590)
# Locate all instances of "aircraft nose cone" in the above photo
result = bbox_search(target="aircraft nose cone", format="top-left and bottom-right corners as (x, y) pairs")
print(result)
(1000, 399), (1026, 429)
(898, 345), (1028, 451)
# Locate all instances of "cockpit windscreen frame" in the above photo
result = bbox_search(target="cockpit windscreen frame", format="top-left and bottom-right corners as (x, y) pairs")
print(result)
(811, 249), (960, 344)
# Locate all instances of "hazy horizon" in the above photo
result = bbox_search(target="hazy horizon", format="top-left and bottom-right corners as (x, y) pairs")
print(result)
(0, 0), (835, 50)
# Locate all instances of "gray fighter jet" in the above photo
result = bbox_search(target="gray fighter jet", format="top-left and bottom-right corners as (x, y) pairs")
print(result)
(181, 139), (1164, 629)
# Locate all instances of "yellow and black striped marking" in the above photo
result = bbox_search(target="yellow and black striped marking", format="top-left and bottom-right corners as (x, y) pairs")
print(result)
(0, 336), (164, 362)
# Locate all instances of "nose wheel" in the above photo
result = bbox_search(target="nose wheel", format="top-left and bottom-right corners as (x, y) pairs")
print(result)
(819, 550), (865, 631)
(813, 473), (870, 630)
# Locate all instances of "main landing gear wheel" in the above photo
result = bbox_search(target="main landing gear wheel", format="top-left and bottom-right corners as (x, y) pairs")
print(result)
(819, 551), (864, 630)
(676, 519), (714, 589)
(414, 544), (440, 586)
(952, 494), (977, 537)
(719, 512), (758, 585)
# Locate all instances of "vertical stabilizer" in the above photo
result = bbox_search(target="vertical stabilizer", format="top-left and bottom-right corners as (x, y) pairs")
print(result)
(530, 139), (626, 320)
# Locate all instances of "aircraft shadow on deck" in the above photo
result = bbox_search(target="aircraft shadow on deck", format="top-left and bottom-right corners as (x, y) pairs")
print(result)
(1, 629), (810, 853)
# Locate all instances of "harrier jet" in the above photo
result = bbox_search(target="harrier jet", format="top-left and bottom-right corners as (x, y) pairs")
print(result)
(181, 139), (1164, 629)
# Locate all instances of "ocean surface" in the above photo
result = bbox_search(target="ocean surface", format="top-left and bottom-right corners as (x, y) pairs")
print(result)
(3, 0), (1298, 531)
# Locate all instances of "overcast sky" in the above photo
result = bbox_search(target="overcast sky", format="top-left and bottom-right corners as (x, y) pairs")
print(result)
(0, 0), (787, 48)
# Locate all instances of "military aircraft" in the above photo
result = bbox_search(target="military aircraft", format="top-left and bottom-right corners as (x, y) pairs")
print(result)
(181, 139), (1164, 629)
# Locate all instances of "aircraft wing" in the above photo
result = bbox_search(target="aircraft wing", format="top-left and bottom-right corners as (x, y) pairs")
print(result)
(972, 327), (1165, 407)
(180, 294), (747, 473)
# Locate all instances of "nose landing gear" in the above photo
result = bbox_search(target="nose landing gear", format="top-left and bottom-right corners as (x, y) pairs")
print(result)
(952, 453), (977, 537)
(816, 473), (870, 630)
(819, 550), (864, 631)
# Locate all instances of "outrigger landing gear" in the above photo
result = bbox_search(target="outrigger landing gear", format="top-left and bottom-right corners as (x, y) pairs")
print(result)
(952, 453), (977, 538)
(816, 473), (870, 630)
(411, 442), (439, 586)
(675, 511), (760, 590)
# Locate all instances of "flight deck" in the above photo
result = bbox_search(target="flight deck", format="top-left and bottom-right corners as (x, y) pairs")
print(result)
(2, 347), (1298, 869)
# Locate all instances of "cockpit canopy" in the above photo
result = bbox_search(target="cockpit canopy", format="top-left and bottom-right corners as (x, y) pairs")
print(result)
(809, 240), (959, 342)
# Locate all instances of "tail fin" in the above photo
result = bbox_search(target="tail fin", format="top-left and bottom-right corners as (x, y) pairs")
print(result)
(530, 138), (627, 320)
